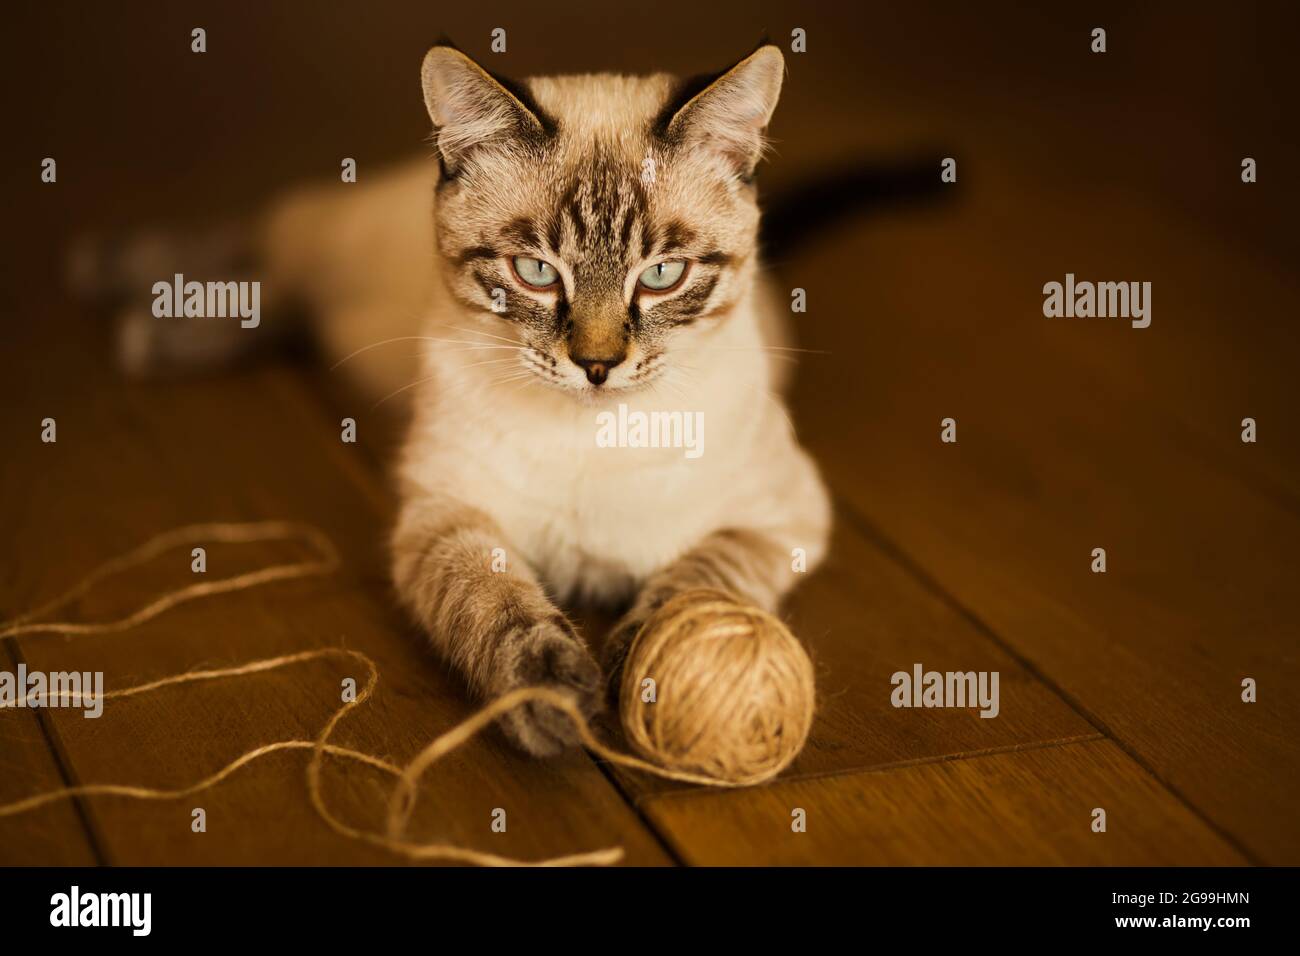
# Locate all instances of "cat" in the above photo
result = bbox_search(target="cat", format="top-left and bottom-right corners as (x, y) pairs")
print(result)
(87, 41), (832, 757)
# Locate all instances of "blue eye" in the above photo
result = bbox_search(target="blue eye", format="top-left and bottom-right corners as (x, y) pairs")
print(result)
(512, 256), (559, 288)
(638, 260), (687, 291)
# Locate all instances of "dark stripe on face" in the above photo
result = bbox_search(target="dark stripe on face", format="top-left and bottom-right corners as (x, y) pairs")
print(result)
(670, 275), (718, 319)
(640, 222), (658, 260)
(546, 212), (564, 254)
(662, 221), (696, 250)
(630, 179), (650, 254)
(699, 250), (733, 266)
(502, 218), (540, 249)
(548, 181), (582, 251)
(474, 264), (563, 328)
(630, 177), (650, 217)
(472, 269), (504, 302)
(567, 191), (587, 243)
(619, 207), (635, 249)
(457, 245), (499, 265)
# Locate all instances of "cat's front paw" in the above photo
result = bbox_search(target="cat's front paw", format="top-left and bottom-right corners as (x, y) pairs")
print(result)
(490, 616), (603, 757)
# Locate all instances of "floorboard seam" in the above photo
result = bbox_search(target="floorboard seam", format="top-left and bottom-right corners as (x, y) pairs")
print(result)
(629, 733), (1105, 805)
(591, 760), (687, 866)
(5, 637), (109, 865)
(770, 732), (1108, 786)
(832, 496), (1263, 865)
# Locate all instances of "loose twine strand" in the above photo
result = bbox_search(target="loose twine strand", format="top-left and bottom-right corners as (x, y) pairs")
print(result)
(0, 521), (739, 867)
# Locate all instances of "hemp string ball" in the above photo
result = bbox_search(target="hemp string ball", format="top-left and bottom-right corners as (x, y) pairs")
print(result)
(618, 588), (816, 787)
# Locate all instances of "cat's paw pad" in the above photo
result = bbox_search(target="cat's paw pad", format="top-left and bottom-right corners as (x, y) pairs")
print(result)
(493, 617), (603, 757)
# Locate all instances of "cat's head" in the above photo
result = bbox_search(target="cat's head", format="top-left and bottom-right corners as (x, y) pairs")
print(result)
(421, 42), (784, 396)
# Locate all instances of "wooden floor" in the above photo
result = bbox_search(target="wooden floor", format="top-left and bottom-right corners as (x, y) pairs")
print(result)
(2, 3), (1297, 866)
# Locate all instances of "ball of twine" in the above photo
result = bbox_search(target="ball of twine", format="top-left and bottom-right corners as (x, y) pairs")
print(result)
(618, 587), (816, 787)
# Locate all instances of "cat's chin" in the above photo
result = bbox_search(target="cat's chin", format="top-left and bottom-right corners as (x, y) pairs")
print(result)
(570, 381), (654, 406)
(519, 373), (664, 404)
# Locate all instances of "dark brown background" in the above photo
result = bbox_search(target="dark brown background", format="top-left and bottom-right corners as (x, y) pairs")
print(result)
(1, 2), (1296, 865)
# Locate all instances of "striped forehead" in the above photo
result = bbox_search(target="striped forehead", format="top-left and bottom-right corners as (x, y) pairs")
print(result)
(537, 150), (703, 290)
(544, 150), (647, 263)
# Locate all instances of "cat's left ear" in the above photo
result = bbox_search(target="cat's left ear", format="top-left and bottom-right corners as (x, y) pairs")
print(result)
(659, 44), (785, 179)
(420, 43), (551, 175)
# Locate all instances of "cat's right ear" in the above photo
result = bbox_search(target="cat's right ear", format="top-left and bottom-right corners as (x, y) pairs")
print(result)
(657, 44), (785, 180)
(420, 44), (552, 175)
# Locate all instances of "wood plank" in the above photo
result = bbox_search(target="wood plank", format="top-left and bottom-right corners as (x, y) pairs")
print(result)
(781, 168), (1300, 863)
(0, 308), (672, 865)
(641, 739), (1247, 865)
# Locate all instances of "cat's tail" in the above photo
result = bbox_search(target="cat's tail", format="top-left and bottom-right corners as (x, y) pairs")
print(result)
(66, 173), (359, 378)
(67, 215), (306, 377)
(68, 161), (434, 384)
(758, 152), (953, 265)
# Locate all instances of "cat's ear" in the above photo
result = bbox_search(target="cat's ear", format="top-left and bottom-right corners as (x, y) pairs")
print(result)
(420, 44), (551, 174)
(659, 44), (785, 178)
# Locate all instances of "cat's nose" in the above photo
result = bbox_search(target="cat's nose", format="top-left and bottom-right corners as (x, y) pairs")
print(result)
(572, 355), (622, 386)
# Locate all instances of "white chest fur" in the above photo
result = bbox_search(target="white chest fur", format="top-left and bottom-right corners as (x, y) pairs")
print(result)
(421, 368), (770, 602)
